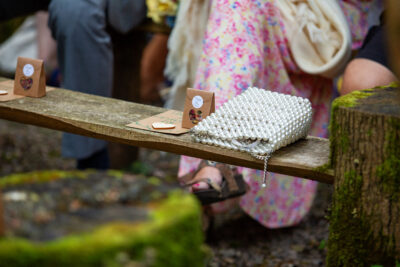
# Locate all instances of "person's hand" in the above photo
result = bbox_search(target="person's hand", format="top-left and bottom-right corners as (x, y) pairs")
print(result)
(140, 33), (169, 103)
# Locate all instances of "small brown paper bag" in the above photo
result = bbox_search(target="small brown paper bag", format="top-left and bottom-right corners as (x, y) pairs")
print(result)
(182, 88), (215, 129)
(13, 57), (46, 98)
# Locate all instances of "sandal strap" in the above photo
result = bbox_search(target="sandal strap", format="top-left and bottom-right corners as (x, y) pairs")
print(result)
(180, 171), (195, 184)
(215, 163), (239, 192)
(179, 160), (212, 184)
(179, 160), (239, 192)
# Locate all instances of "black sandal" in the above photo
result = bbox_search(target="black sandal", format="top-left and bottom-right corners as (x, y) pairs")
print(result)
(180, 160), (247, 205)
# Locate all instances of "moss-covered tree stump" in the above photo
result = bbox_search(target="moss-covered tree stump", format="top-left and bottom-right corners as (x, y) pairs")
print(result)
(0, 170), (206, 267)
(327, 85), (400, 266)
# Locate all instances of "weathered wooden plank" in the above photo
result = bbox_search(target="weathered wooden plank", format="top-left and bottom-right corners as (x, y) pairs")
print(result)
(0, 79), (333, 183)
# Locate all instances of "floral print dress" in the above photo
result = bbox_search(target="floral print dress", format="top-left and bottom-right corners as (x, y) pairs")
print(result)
(178, 0), (372, 228)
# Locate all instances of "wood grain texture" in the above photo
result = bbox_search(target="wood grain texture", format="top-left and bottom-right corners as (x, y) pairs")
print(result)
(0, 79), (333, 183)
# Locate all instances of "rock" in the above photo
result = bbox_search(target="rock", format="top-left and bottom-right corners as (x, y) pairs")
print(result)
(0, 170), (206, 266)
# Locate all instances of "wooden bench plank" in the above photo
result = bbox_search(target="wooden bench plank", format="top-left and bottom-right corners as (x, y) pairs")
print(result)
(0, 79), (333, 183)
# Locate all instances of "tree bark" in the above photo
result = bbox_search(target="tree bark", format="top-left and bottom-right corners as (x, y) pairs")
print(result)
(327, 86), (400, 266)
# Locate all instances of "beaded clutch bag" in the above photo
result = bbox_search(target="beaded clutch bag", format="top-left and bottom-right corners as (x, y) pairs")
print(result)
(190, 87), (313, 186)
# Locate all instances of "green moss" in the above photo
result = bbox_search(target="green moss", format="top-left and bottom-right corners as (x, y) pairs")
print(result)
(327, 170), (376, 266)
(0, 171), (206, 266)
(374, 81), (400, 89)
(106, 170), (124, 178)
(328, 120), (400, 266)
(329, 83), (400, 167)
(328, 170), (396, 266)
(376, 155), (400, 200)
(339, 131), (350, 154)
(126, 161), (152, 176)
(148, 177), (162, 186)
(0, 191), (206, 267)
(329, 89), (375, 167)
(313, 163), (330, 173)
(331, 89), (374, 111)
(313, 163), (334, 179)
(330, 83), (399, 167)
(0, 170), (92, 188)
(328, 84), (400, 266)
(376, 119), (400, 201)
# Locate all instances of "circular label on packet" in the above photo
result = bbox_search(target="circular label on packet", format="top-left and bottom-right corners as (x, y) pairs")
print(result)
(192, 95), (204, 109)
(23, 64), (34, 77)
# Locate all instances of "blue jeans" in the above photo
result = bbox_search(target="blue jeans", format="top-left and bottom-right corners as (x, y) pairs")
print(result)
(48, 0), (145, 161)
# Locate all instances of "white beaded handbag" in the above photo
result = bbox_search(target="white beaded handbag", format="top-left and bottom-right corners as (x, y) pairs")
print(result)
(190, 87), (313, 186)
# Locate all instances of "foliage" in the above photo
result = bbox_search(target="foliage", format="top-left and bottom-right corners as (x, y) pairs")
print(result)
(146, 0), (178, 24)
(0, 170), (91, 188)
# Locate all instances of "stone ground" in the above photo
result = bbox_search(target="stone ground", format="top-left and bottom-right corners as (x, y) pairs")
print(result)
(0, 119), (332, 266)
